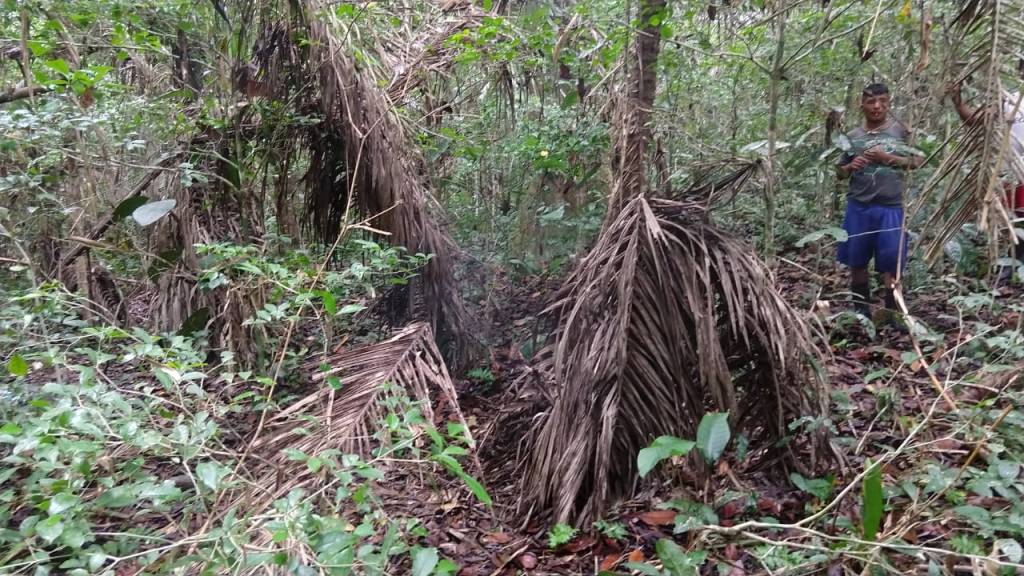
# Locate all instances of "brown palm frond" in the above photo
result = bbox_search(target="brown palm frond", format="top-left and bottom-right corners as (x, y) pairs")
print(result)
(147, 140), (265, 366)
(384, 9), (488, 105)
(675, 157), (764, 209)
(915, 0), (1024, 264)
(520, 196), (828, 524)
(243, 322), (464, 510)
(252, 3), (480, 366)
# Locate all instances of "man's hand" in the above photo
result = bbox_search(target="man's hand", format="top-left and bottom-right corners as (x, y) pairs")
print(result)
(846, 156), (870, 171)
(947, 79), (977, 123)
(947, 81), (963, 105)
(863, 147), (902, 167)
(837, 155), (868, 179)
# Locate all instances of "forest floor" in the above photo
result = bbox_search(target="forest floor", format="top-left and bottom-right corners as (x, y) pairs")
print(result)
(7, 246), (1019, 575)
(354, 247), (1024, 575)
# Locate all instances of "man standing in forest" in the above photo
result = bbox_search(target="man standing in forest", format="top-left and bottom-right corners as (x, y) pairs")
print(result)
(836, 83), (924, 317)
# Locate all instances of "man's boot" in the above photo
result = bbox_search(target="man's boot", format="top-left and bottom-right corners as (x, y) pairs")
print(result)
(881, 286), (909, 333)
(884, 287), (897, 310)
(852, 282), (871, 316)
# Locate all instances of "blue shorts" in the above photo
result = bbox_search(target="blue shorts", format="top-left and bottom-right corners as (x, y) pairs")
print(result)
(837, 199), (908, 274)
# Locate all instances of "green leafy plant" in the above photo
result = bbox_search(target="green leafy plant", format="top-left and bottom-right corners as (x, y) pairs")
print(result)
(637, 436), (696, 477)
(862, 459), (883, 540)
(593, 519), (628, 540)
(695, 412), (731, 464)
(547, 522), (578, 548)
(790, 472), (836, 502)
(624, 538), (706, 576)
(637, 412), (732, 478)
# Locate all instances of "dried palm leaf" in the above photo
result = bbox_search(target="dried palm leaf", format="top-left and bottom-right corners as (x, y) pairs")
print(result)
(384, 9), (488, 105)
(242, 322), (465, 511)
(147, 144), (264, 366)
(252, 2), (480, 366)
(675, 157), (764, 209)
(521, 196), (828, 524)
(914, 0), (1024, 264)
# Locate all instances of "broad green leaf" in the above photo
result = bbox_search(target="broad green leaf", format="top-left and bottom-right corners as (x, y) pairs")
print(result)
(317, 290), (337, 315)
(7, 354), (28, 377)
(433, 453), (492, 506)
(339, 303), (366, 315)
(955, 504), (991, 525)
(131, 199), (177, 226)
(61, 524), (89, 548)
(196, 460), (230, 491)
(45, 58), (71, 75)
(790, 473), (835, 501)
(435, 558), (459, 576)
(696, 412), (730, 464)
(796, 227), (848, 248)
(96, 485), (137, 508)
(48, 492), (78, 515)
(997, 460), (1020, 481)
(864, 369), (888, 384)
(88, 552), (107, 572)
(178, 307), (210, 336)
(862, 459), (883, 540)
(113, 196), (149, 220)
(637, 447), (669, 478)
(995, 539), (1023, 563)
(623, 563), (662, 576)
(411, 547), (439, 576)
(459, 473), (493, 507)
(637, 436), (695, 477)
(656, 538), (704, 575)
(36, 515), (64, 543)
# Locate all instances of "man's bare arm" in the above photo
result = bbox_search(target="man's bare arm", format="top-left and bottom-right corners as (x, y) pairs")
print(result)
(949, 83), (980, 125)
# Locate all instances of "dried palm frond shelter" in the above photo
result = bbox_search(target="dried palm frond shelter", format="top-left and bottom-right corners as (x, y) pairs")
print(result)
(520, 195), (827, 524)
(520, 0), (827, 524)
(249, 1), (478, 365)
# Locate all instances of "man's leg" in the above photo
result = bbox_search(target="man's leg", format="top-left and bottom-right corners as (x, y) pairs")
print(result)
(881, 272), (897, 310)
(874, 204), (908, 311)
(838, 200), (874, 315)
(851, 267), (871, 315)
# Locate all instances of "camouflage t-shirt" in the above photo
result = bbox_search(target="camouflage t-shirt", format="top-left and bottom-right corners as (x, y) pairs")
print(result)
(837, 123), (918, 206)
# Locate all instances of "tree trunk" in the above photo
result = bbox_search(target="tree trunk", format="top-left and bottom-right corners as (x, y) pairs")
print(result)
(606, 0), (667, 220)
(764, 7), (788, 262)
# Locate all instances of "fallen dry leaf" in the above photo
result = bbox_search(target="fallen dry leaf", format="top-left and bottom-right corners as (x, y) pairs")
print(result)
(483, 531), (511, 545)
(628, 549), (645, 563)
(720, 499), (744, 519)
(517, 552), (538, 570)
(599, 554), (622, 571)
(638, 510), (676, 525)
(563, 536), (596, 553)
